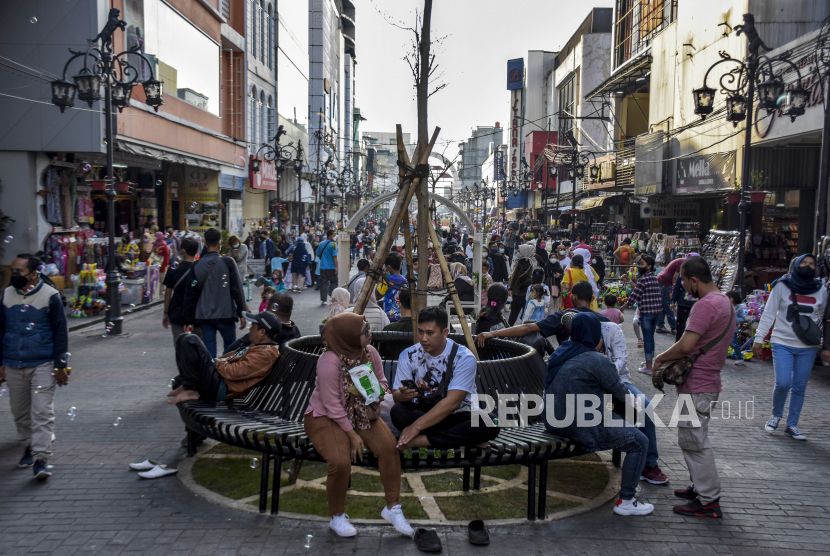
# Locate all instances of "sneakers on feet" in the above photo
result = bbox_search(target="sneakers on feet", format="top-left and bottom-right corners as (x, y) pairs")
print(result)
(18, 446), (33, 468)
(640, 465), (669, 485)
(321, 301), (328, 306)
(637, 364), (652, 375)
(381, 504), (415, 536)
(614, 497), (654, 516)
(673, 498), (722, 518)
(785, 426), (807, 440)
(734, 360), (745, 366)
(329, 513), (357, 537)
(655, 327), (670, 334)
(674, 486), (697, 499)
(33, 459), (51, 481)
(765, 416), (781, 433)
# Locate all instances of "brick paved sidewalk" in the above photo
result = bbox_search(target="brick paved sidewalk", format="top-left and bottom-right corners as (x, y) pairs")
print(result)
(2, 296), (830, 555)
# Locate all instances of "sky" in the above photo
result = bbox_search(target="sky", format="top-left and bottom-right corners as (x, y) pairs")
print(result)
(356, 0), (613, 155)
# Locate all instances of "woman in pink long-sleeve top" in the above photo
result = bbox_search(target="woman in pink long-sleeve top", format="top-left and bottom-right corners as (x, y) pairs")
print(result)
(303, 312), (414, 538)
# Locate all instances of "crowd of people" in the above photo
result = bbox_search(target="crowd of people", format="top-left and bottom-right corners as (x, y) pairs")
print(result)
(5, 216), (830, 542)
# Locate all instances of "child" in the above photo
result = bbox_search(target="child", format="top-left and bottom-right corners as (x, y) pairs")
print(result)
(259, 286), (276, 312)
(522, 284), (547, 323)
(272, 269), (286, 292)
(726, 290), (747, 366)
(270, 249), (288, 278)
(601, 294), (625, 324)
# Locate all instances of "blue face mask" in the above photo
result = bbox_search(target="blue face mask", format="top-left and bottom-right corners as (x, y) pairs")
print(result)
(499, 248), (505, 254)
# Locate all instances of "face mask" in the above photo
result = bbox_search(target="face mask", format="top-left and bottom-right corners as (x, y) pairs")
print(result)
(539, 242), (546, 249)
(795, 265), (815, 279)
(559, 250), (566, 256)
(639, 266), (648, 273)
(499, 249), (505, 254)
(10, 271), (31, 290)
(550, 257), (558, 263)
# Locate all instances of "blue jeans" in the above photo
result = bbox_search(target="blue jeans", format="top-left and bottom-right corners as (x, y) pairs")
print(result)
(730, 329), (743, 358)
(657, 285), (676, 329)
(201, 322), (237, 358)
(771, 343), (818, 427)
(614, 428), (649, 500)
(639, 313), (661, 361)
(625, 382), (659, 467)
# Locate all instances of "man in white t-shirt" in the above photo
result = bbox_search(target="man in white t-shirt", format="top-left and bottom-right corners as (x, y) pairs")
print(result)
(391, 307), (498, 449)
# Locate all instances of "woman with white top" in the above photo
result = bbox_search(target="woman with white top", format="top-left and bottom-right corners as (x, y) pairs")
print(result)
(753, 254), (827, 441)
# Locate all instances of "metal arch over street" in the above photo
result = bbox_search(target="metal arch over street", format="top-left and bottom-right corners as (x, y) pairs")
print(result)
(345, 191), (474, 232)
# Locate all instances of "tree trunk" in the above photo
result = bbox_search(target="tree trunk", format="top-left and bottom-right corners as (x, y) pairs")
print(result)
(415, 0), (433, 316)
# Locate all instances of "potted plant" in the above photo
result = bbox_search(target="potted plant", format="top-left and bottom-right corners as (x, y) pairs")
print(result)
(749, 170), (769, 203)
(726, 180), (740, 203)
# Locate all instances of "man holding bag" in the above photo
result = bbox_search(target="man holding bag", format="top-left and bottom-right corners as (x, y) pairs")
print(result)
(391, 307), (499, 449)
(653, 257), (734, 518)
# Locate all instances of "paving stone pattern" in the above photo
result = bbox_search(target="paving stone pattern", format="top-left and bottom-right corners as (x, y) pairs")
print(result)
(2, 283), (830, 555)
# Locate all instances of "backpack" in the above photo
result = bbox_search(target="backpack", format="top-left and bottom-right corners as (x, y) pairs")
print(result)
(180, 256), (222, 324)
(620, 248), (631, 265)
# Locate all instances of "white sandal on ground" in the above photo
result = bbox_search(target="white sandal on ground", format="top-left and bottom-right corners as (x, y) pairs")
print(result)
(137, 465), (178, 479)
(130, 460), (167, 471)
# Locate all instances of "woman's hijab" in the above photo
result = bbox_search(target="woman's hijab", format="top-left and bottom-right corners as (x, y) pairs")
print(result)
(543, 312), (603, 390)
(329, 287), (351, 319)
(514, 243), (539, 272)
(570, 249), (599, 296)
(451, 262), (474, 285)
(353, 277), (381, 308)
(321, 312), (369, 363)
(153, 231), (167, 250)
(140, 233), (153, 255)
(773, 253), (822, 295)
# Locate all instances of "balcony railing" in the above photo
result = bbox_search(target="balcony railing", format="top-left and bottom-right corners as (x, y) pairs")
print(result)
(615, 0), (676, 69)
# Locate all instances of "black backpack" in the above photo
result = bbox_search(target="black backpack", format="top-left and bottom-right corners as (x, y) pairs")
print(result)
(180, 256), (221, 324)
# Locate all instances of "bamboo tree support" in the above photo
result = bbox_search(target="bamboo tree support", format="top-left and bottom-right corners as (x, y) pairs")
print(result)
(353, 126), (440, 315)
(402, 208), (418, 346)
(425, 223), (479, 359)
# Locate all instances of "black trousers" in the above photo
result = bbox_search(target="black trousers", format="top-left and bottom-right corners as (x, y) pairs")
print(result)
(319, 268), (338, 301)
(174, 333), (223, 400)
(390, 403), (499, 449)
(675, 305), (692, 342)
(507, 293), (524, 326)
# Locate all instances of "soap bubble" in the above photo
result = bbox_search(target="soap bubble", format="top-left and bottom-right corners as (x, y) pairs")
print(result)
(124, 259), (132, 266)
(169, 379), (175, 389)
(191, 280), (198, 287)
(113, 417), (121, 426)
(26, 322), (34, 331)
(142, 352), (146, 356)
(0, 388), (5, 397)
(304, 535), (313, 549)
(4, 235), (12, 243)
(271, 303), (279, 311)
(235, 156), (246, 168)
(30, 16), (37, 24)
(222, 281), (228, 288)
(156, 180), (162, 186)
(191, 202), (198, 208)
(68, 406), (76, 416)
(250, 458), (260, 469)
(142, 238), (149, 242)
(33, 385), (43, 394)
(82, 163), (91, 172)
(20, 304), (29, 312)
(107, 321), (114, 328)
(170, 261), (179, 269)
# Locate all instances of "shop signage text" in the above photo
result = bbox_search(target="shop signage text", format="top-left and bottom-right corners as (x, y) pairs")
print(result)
(507, 58), (524, 91)
(640, 202), (700, 219)
(249, 155), (278, 191)
(494, 150), (505, 181)
(510, 89), (523, 181)
(676, 151), (736, 194)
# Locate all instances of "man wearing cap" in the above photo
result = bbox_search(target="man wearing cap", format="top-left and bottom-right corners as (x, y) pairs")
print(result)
(167, 311), (281, 404)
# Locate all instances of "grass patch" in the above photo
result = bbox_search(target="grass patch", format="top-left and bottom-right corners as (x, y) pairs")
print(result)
(421, 472), (497, 493)
(479, 465), (521, 481)
(192, 457), (288, 500)
(263, 487), (429, 520)
(526, 461), (609, 499)
(435, 488), (580, 520)
(295, 461), (328, 481)
(203, 444), (261, 456)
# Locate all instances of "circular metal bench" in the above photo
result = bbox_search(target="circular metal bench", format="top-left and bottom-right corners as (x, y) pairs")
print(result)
(177, 332), (583, 520)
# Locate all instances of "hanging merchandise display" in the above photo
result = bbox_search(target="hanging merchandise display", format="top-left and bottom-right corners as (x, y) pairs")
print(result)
(674, 222), (701, 256)
(590, 223), (610, 257)
(700, 229), (741, 293)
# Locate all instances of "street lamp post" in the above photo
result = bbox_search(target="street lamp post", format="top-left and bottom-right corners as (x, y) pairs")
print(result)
(250, 124), (304, 233)
(50, 12), (164, 335)
(693, 13), (810, 296)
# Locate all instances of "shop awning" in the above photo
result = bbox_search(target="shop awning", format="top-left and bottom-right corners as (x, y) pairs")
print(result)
(584, 52), (652, 101)
(116, 139), (222, 172)
(575, 194), (623, 210)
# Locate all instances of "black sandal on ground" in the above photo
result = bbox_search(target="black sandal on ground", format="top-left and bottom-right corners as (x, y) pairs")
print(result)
(414, 528), (442, 552)
(468, 520), (489, 545)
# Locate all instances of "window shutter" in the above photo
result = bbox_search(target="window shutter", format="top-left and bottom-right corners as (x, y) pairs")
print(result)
(268, 15), (274, 69)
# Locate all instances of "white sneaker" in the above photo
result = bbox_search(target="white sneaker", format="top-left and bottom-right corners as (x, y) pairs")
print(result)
(613, 497), (654, 516)
(329, 513), (357, 537)
(381, 504), (415, 536)
(637, 364), (652, 375)
(765, 416), (781, 433)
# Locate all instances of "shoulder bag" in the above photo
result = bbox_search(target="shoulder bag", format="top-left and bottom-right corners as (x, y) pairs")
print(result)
(653, 306), (734, 390)
(417, 343), (460, 411)
(784, 283), (822, 346)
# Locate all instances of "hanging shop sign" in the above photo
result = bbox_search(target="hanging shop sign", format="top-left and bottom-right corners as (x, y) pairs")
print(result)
(507, 58), (524, 90)
(640, 201), (700, 219)
(249, 156), (278, 191)
(494, 149), (505, 181)
(675, 151), (736, 194)
(228, 199), (243, 237)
